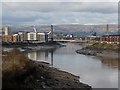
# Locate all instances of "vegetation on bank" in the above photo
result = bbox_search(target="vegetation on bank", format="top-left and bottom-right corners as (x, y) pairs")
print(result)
(2, 49), (92, 89)
(2, 49), (35, 88)
(3, 49), (30, 78)
(86, 43), (119, 51)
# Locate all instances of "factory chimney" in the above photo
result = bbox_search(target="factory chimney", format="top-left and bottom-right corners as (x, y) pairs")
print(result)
(106, 24), (109, 35)
(51, 25), (54, 42)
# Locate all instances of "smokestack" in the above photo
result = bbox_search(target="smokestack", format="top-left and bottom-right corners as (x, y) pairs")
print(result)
(106, 24), (109, 35)
(51, 25), (53, 41)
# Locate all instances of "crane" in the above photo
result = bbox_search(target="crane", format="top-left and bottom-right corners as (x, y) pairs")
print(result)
(33, 25), (37, 33)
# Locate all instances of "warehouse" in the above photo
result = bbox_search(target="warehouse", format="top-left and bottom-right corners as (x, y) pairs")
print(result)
(27, 32), (37, 41)
(101, 35), (120, 44)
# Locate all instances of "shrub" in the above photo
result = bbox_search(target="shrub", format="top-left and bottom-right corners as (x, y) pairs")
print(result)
(2, 48), (30, 78)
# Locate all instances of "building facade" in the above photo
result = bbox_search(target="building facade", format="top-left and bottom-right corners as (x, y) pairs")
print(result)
(2, 26), (9, 36)
(7, 36), (13, 42)
(13, 34), (18, 42)
(37, 33), (45, 42)
(101, 35), (120, 44)
(27, 32), (37, 41)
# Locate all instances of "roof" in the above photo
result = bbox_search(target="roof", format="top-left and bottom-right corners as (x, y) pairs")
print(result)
(102, 34), (120, 37)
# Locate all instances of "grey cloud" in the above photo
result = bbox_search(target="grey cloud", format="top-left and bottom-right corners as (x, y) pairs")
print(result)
(2, 0), (119, 3)
(3, 2), (117, 14)
(3, 12), (117, 25)
(2, 2), (118, 25)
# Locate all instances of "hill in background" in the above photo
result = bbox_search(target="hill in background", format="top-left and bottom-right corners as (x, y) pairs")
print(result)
(7, 24), (118, 36)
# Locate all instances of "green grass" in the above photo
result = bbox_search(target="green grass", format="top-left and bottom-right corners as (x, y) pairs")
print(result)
(87, 43), (119, 50)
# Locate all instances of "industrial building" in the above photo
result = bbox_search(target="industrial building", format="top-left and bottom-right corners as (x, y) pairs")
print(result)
(2, 35), (13, 42)
(27, 32), (37, 41)
(13, 34), (18, 42)
(18, 32), (24, 42)
(2, 36), (7, 42)
(2, 26), (9, 36)
(100, 24), (120, 44)
(101, 35), (120, 44)
(23, 33), (28, 41)
(37, 33), (45, 42)
(2, 25), (54, 43)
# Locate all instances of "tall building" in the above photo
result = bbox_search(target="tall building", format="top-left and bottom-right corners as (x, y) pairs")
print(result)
(3, 26), (9, 35)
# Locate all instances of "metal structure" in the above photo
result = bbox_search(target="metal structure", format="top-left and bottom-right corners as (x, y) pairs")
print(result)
(106, 24), (109, 35)
(51, 25), (54, 41)
(33, 25), (37, 33)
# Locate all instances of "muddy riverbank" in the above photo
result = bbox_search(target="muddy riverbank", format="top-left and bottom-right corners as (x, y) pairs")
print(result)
(3, 60), (92, 89)
(76, 43), (119, 59)
(29, 60), (92, 89)
(2, 49), (92, 89)
(2, 41), (65, 52)
(76, 48), (118, 59)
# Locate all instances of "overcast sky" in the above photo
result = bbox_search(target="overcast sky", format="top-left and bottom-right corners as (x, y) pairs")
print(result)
(1, 1), (118, 25)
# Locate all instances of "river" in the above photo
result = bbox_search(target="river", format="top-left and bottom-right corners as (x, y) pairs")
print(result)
(26, 43), (118, 88)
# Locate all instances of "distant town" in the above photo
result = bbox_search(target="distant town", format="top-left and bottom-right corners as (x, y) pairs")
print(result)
(1, 24), (120, 45)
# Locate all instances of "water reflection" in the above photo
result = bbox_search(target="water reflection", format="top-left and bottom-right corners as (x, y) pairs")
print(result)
(51, 50), (54, 66)
(27, 49), (55, 66)
(92, 56), (119, 69)
(99, 57), (118, 69)
(27, 46), (119, 69)
(26, 43), (118, 88)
